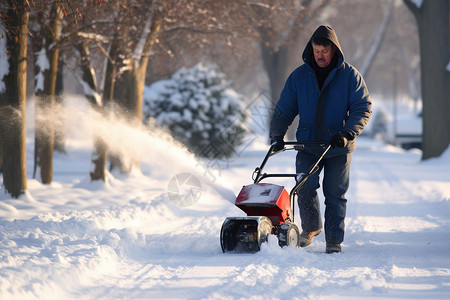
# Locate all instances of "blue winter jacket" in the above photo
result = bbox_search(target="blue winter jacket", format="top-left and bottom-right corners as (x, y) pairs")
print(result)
(270, 26), (372, 156)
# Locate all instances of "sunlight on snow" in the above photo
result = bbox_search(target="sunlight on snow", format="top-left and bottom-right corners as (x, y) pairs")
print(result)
(351, 216), (438, 233)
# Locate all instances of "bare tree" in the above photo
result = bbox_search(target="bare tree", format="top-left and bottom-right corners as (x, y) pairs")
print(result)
(227, 1), (330, 116)
(403, 0), (450, 159)
(32, 3), (64, 184)
(54, 0), (115, 181)
(110, 0), (237, 172)
(147, 1), (332, 142)
(60, 0), (240, 177)
(0, 0), (30, 198)
(100, 0), (163, 173)
(235, 1), (331, 140)
(88, 32), (122, 181)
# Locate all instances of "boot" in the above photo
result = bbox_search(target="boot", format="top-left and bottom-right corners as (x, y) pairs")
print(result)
(299, 229), (322, 247)
(326, 243), (341, 253)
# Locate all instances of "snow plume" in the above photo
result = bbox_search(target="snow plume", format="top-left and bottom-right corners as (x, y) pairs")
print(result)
(0, 24), (9, 93)
(34, 95), (207, 182)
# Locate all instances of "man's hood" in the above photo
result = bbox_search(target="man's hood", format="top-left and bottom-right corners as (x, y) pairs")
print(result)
(302, 25), (344, 67)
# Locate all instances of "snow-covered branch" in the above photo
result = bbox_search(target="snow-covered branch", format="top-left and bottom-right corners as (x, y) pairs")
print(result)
(133, 17), (152, 62)
(77, 32), (109, 44)
(78, 76), (102, 106)
(34, 47), (50, 93)
(164, 23), (233, 36)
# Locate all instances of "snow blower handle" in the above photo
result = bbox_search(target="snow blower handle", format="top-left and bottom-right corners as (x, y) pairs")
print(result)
(253, 141), (331, 184)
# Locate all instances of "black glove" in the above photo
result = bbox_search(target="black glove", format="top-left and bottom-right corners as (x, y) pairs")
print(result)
(271, 137), (285, 152)
(330, 132), (353, 149)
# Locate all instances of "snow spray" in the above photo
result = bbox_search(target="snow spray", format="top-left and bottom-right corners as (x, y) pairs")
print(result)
(29, 95), (232, 205)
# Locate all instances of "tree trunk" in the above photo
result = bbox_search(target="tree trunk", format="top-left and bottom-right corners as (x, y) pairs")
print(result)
(77, 42), (100, 106)
(103, 34), (119, 106)
(76, 41), (109, 181)
(403, 0), (450, 159)
(89, 33), (120, 181)
(0, 1), (29, 198)
(110, 12), (162, 173)
(122, 12), (162, 121)
(110, 65), (141, 173)
(260, 45), (290, 118)
(260, 41), (298, 140)
(256, 0), (330, 142)
(33, 4), (63, 184)
(54, 58), (66, 153)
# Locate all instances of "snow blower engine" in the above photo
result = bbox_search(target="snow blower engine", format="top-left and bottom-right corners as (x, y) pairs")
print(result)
(220, 142), (331, 253)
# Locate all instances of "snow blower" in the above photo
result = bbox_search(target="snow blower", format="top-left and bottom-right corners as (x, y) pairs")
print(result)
(220, 142), (331, 253)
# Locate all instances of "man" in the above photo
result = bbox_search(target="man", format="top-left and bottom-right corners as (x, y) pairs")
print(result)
(269, 25), (372, 253)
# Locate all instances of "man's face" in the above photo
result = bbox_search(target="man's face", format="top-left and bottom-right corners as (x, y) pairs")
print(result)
(312, 42), (335, 68)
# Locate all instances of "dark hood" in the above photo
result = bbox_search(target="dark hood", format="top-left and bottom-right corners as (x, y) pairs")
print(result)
(302, 25), (344, 67)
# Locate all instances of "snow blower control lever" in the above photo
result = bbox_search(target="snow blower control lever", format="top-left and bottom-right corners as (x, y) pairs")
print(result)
(220, 142), (331, 253)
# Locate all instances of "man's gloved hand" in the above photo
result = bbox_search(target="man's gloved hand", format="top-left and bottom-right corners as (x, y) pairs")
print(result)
(330, 132), (353, 149)
(271, 137), (285, 152)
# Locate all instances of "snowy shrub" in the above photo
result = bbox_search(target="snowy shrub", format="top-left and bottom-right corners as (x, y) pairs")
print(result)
(143, 63), (248, 158)
(370, 106), (391, 140)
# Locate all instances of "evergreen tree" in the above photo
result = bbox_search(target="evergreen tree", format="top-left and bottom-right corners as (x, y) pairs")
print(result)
(144, 63), (248, 158)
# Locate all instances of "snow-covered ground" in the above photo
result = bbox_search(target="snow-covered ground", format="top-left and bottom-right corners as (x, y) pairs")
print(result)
(1, 97), (449, 300)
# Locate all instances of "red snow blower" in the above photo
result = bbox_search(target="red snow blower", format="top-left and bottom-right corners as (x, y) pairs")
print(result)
(220, 142), (331, 253)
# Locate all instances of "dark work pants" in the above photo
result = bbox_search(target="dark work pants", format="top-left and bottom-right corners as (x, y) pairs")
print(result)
(296, 151), (352, 244)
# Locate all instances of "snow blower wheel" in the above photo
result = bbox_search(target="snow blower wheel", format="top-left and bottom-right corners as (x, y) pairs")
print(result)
(276, 222), (300, 248)
(220, 141), (331, 253)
